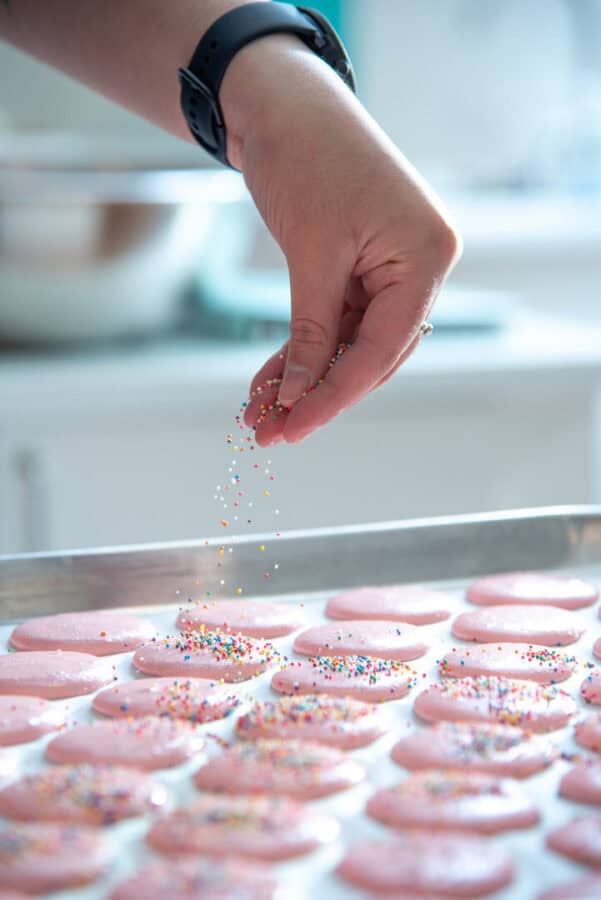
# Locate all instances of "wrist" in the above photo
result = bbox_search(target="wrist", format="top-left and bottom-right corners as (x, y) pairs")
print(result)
(219, 33), (324, 171)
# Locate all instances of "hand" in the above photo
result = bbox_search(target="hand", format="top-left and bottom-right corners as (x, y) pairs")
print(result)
(221, 36), (461, 446)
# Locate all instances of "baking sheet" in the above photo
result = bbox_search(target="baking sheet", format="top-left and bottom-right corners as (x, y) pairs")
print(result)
(2, 506), (601, 899)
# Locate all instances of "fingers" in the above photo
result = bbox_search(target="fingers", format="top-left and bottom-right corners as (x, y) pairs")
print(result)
(277, 249), (353, 408)
(245, 379), (288, 448)
(244, 343), (288, 428)
(281, 274), (435, 442)
(371, 332), (421, 391)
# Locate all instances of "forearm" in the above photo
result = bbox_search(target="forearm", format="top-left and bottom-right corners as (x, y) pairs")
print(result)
(0, 0), (272, 147)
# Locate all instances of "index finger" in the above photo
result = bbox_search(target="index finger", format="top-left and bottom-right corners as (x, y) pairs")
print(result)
(282, 277), (436, 442)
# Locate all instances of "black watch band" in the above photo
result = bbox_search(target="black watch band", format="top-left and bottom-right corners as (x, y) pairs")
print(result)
(178, 2), (356, 168)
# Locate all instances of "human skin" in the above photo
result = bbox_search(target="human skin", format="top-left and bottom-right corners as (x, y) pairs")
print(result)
(1, 1), (461, 444)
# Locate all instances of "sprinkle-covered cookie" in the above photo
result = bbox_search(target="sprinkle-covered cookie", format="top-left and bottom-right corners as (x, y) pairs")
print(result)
(438, 643), (577, 684)
(0, 764), (167, 825)
(271, 655), (417, 702)
(133, 631), (282, 682)
(391, 721), (554, 778)
(93, 676), (239, 723)
(194, 739), (365, 799)
(0, 822), (109, 894)
(367, 771), (538, 834)
(414, 675), (575, 732)
(236, 694), (386, 749)
(147, 794), (339, 861)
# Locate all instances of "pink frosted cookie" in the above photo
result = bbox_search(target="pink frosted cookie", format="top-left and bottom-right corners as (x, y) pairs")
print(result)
(0, 822), (109, 893)
(271, 656), (416, 702)
(326, 585), (452, 625)
(133, 631), (281, 682)
(0, 891), (30, 900)
(560, 760), (601, 806)
(414, 675), (575, 733)
(438, 643), (576, 684)
(293, 620), (429, 662)
(176, 600), (303, 638)
(575, 713), (601, 753)
(367, 771), (538, 834)
(147, 794), (339, 861)
(236, 695), (386, 749)
(46, 716), (203, 770)
(110, 858), (276, 900)
(194, 739), (365, 800)
(0, 764), (167, 825)
(594, 637), (601, 662)
(0, 650), (115, 699)
(391, 721), (554, 778)
(336, 832), (513, 896)
(467, 571), (598, 609)
(93, 676), (239, 723)
(452, 604), (584, 646)
(0, 695), (65, 746)
(10, 611), (154, 656)
(547, 814), (601, 866)
(539, 875), (601, 900)
(581, 669), (601, 705)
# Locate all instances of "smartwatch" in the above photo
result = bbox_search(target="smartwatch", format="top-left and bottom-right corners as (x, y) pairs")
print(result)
(178, 2), (355, 168)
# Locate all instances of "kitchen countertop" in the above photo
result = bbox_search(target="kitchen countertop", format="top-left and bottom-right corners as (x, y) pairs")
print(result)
(1, 312), (601, 428)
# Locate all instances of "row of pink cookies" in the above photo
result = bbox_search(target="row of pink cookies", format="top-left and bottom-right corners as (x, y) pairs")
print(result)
(2, 572), (597, 703)
(132, 587), (445, 692)
(5, 571), (591, 707)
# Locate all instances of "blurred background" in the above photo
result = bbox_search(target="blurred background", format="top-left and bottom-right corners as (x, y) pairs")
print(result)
(2, 0), (601, 555)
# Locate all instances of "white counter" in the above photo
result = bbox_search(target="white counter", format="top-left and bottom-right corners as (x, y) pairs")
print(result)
(1, 312), (601, 557)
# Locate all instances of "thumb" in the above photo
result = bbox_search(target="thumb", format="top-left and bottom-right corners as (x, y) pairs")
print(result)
(278, 252), (350, 409)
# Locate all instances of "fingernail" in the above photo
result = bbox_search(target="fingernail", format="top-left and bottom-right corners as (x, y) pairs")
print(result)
(278, 363), (312, 408)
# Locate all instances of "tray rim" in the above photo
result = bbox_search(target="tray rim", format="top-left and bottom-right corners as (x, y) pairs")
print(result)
(2, 503), (601, 564)
(3, 504), (601, 622)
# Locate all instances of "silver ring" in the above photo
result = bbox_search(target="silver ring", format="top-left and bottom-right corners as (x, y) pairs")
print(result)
(420, 321), (434, 336)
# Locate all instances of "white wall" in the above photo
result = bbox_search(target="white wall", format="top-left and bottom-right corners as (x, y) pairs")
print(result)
(350, 0), (576, 189)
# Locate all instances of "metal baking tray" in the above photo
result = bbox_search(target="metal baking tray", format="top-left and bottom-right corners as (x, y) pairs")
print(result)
(3, 504), (601, 900)
(2, 504), (601, 620)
